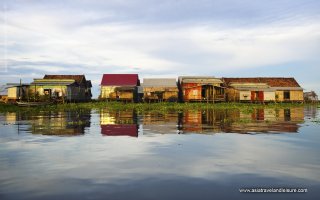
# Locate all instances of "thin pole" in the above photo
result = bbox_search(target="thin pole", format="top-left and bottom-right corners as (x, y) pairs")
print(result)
(19, 79), (22, 101)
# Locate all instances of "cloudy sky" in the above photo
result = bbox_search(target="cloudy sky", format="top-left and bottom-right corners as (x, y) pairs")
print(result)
(1, 0), (319, 97)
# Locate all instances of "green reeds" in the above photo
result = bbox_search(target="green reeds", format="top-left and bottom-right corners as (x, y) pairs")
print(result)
(0, 101), (307, 114)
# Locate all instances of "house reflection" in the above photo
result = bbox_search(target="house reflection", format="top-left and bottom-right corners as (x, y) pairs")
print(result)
(117, 107), (305, 135)
(100, 109), (138, 137)
(180, 107), (305, 134)
(142, 112), (180, 134)
(29, 111), (91, 135)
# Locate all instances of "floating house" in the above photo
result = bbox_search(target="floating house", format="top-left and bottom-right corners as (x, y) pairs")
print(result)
(178, 76), (225, 102)
(30, 75), (92, 102)
(142, 78), (178, 102)
(223, 77), (303, 102)
(100, 74), (140, 102)
(4, 83), (30, 103)
(304, 91), (318, 103)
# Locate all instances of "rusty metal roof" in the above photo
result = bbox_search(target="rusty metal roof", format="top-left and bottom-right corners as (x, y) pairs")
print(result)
(223, 77), (301, 88)
(178, 76), (222, 84)
(43, 75), (86, 85)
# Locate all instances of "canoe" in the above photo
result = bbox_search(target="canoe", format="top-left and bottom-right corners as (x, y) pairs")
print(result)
(16, 101), (52, 107)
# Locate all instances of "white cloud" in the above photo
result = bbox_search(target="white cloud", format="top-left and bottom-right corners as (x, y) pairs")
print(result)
(1, 0), (320, 97)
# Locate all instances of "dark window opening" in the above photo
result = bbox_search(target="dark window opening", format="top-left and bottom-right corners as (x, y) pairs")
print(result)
(284, 91), (290, 100)
(44, 89), (51, 96)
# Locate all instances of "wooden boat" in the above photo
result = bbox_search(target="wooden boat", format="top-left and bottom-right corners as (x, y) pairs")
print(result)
(16, 101), (53, 107)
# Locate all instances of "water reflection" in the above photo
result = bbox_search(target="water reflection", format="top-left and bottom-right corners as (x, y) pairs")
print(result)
(1, 107), (307, 136)
(179, 107), (305, 134)
(0, 106), (319, 200)
(30, 111), (91, 135)
(100, 109), (139, 137)
(98, 107), (305, 136)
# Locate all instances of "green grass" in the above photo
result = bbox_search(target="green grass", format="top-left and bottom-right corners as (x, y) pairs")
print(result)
(0, 101), (309, 114)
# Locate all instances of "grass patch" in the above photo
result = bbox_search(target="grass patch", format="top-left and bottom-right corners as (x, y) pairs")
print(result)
(0, 101), (308, 114)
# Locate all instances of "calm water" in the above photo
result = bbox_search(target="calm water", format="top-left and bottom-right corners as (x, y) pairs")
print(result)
(0, 106), (320, 200)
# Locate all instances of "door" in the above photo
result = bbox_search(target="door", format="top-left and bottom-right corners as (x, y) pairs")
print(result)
(258, 91), (264, 101)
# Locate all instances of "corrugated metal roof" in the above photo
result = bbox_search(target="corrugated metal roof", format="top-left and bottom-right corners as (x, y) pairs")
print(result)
(31, 79), (76, 86)
(142, 78), (177, 87)
(178, 76), (222, 84)
(223, 77), (301, 88)
(44, 75), (86, 85)
(270, 87), (303, 91)
(101, 74), (140, 86)
(236, 88), (276, 92)
(230, 83), (270, 89)
(1, 84), (30, 95)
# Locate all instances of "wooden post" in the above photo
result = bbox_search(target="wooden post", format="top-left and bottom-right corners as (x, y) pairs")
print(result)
(34, 83), (36, 102)
(19, 79), (22, 102)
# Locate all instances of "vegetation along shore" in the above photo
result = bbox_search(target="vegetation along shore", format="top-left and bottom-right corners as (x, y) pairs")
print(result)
(0, 101), (317, 114)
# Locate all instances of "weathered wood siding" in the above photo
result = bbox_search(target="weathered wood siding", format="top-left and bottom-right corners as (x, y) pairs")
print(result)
(163, 91), (178, 100)
(276, 90), (303, 101)
(275, 91), (283, 101)
(100, 86), (135, 100)
(225, 88), (238, 102)
(182, 83), (202, 101)
(143, 87), (178, 101)
(264, 92), (276, 101)
(290, 91), (303, 101)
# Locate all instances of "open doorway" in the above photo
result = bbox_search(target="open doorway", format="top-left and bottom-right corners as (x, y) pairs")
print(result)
(201, 85), (213, 100)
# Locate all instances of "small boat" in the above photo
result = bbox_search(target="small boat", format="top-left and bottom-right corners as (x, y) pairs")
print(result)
(16, 101), (53, 107)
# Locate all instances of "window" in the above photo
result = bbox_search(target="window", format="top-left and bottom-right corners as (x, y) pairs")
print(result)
(284, 91), (290, 100)
(44, 89), (51, 96)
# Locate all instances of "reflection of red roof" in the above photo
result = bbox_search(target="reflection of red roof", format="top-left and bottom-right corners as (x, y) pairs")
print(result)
(101, 74), (140, 86)
(101, 124), (138, 137)
(223, 77), (301, 87)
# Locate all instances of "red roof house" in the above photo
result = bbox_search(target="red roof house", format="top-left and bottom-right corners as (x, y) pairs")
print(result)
(100, 74), (140, 102)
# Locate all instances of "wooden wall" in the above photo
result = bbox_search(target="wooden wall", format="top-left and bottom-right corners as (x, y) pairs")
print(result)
(264, 92), (276, 101)
(276, 90), (303, 102)
(143, 87), (178, 101)
(182, 83), (202, 101)
(290, 91), (304, 101)
(100, 86), (135, 101)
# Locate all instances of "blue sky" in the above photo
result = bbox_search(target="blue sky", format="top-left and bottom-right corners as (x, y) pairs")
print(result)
(1, 0), (320, 98)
